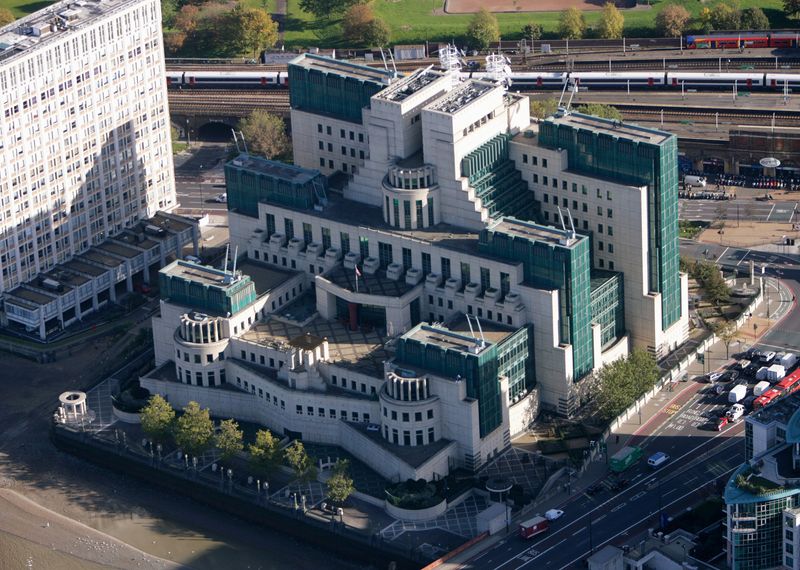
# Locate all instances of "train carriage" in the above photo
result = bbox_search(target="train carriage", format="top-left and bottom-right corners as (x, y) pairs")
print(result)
(667, 71), (764, 90)
(766, 73), (800, 90)
(506, 72), (568, 89)
(180, 71), (284, 88)
(570, 71), (666, 89)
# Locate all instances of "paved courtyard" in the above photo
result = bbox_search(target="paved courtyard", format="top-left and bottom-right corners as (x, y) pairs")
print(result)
(381, 494), (490, 541)
(479, 447), (554, 497)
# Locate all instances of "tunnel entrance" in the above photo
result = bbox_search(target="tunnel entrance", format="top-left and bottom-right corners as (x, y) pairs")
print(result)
(197, 121), (236, 141)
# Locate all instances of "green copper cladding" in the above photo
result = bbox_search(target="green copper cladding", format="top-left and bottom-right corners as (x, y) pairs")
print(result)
(539, 114), (681, 331)
(159, 261), (257, 316)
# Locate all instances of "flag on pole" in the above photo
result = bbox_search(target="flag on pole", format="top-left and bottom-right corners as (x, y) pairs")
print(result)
(355, 265), (361, 292)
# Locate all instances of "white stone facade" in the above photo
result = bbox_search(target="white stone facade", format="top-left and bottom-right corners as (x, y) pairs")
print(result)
(0, 0), (176, 292)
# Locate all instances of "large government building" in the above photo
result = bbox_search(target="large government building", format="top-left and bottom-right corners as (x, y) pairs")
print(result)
(141, 55), (688, 480)
(0, 0), (176, 294)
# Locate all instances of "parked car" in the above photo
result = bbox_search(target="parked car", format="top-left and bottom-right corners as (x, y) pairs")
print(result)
(706, 371), (724, 383)
(761, 351), (777, 364)
(716, 416), (730, 431)
(585, 483), (602, 496)
(727, 403), (746, 422)
(184, 255), (202, 264)
(609, 478), (629, 493)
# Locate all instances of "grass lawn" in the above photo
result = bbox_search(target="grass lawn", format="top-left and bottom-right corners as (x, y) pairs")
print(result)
(283, 0), (793, 48)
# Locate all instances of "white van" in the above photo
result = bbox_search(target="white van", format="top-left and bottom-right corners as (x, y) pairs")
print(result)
(647, 452), (670, 469)
(184, 255), (202, 264)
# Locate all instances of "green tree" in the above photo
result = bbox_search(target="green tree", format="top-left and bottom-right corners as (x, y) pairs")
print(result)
(740, 7), (769, 29)
(0, 8), (15, 26)
(595, 349), (660, 420)
(249, 429), (281, 473)
(163, 30), (187, 55)
(530, 98), (559, 119)
(284, 440), (318, 483)
(522, 22), (543, 42)
(655, 4), (690, 38)
(559, 8), (586, 40)
(598, 2), (624, 39)
(576, 103), (623, 121)
(711, 1), (741, 30)
(161, 0), (178, 27)
(140, 394), (175, 443)
(232, 7), (279, 59)
(466, 8), (500, 51)
(326, 459), (355, 505)
(299, 0), (361, 18)
(697, 7), (714, 33)
(687, 259), (731, 306)
(786, 0), (800, 18)
(342, 4), (390, 47)
(713, 320), (738, 359)
(215, 418), (244, 461)
(175, 401), (215, 456)
(237, 109), (290, 160)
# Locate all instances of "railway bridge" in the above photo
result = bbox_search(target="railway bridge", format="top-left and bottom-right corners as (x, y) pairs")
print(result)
(168, 90), (290, 140)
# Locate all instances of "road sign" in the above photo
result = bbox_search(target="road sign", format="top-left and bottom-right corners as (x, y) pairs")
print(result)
(760, 157), (781, 168)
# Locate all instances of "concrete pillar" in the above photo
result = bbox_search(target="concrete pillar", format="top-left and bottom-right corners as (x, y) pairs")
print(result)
(126, 265), (133, 293)
(38, 310), (46, 341)
(143, 262), (151, 284)
(109, 284), (117, 303)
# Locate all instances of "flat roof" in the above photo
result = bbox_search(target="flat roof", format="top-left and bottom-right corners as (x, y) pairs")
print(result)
(375, 68), (444, 103)
(6, 287), (55, 306)
(323, 264), (415, 298)
(445, 313), (517, 346)
(427, 80), (495, 114)
(227, 153), (319, 185)
(405, 322), (495, 356)
(162, 260), (242, 289)
(290, 53), (396, 85)
(149, 212), (193, 233)
(80, 249), (124, 268)
(262, 193), (492, 260)
(236, 259), (297, 295)
(750, 392), (800, 427)
(115, 231), (159, 250)
(547, 112), (671, 145)
(61, 259), (106, 277)
(486, 217), (582, 248)
(241, 316), (390, 379)
(0, 0), (142, 65)
(44, 270), (89, 288)
(96, 241), (140, 259)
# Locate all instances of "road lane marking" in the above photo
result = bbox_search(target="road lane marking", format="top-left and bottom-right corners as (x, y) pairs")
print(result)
(572, 528), (583, 536)
(610, 503), (627, 512)
(557, 466), (738, 570)
(736, 250), (751, 266)
(492, 541), (563, 570)
(664, 488), (679, 496)
(594, 515), (606, 523)
(715, 247), (729, 263)
(766, 204), (776, 221)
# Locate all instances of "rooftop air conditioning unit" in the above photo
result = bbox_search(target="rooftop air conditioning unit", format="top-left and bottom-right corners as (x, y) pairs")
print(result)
(405, 267), (423, 286)
(386, 263), (403, 281)
(343, 251), (360, 269)
(363, 256), (380, 275)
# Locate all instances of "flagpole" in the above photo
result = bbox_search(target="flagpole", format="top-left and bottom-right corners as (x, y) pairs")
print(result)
(355, 265), (359, 293)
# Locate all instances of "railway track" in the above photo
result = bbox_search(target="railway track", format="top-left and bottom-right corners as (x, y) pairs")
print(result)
(166, 90), (799, 126)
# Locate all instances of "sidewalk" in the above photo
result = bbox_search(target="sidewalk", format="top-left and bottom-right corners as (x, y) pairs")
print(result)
(442, 277), (795, 568)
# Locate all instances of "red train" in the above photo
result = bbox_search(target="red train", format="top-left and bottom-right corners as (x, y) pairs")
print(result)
(687, 32), (800, 50)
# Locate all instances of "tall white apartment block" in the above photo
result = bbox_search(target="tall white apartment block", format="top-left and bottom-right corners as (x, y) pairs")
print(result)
(0, 0), (176, 293)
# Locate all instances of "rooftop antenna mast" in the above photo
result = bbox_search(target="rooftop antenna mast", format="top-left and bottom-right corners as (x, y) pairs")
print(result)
(473, 315), (486, 349)
(387, 48), (398, 78)
(232, 245), (239, 279)
(223, 244), (230, 274)
(566, 208), (577, 238)
(439, 43), (463, 89)
(556, 206), (567, 232)
(485, 52), (511, 89)
(379, 47), (389, 73)
(231, 129), (249, 154)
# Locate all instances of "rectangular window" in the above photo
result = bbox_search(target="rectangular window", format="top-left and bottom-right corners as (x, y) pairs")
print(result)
(402, 247), (412, 270)
(296, 405), (303, 414)
(321, 227), (331, 250)
(500, 272), (510, 296)
(307, 406), (314, 416)
(607, 226), (613, 236)
(403, 200), (411, 229)
(598, 224), (604, 233)
(266, 213), (275, 237)
(302, 222), (313, 244)
(480, 267), (491, 292)
(340, 232), (350, 254)
(284, 218), (294, 239)
(607, 208), (613, 218)
(460, 262), (471, 287)
(393, 198), (400, 227)
(340, 128), (345, 138)
(441, 257), (451, 280)
(543, 194), (549, 204)
(532, 156), (538, 166)
(416, 200), (424, 228)
(416, 431), (424, 445)
(427, 198), (435, 225)
(359, 236), (369, 260)
(378, 242), (393, 269)
(428, 427), (435, 443)
(422, 252), (431, 275)
(522, 154), (528, 164)
(542, 158), (548, 167)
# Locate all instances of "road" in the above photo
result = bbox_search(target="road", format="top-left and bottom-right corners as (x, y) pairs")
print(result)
(462, 242), (798, 569)
(174, 142), (230, 215)
(679, 199), (799, 223)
